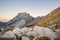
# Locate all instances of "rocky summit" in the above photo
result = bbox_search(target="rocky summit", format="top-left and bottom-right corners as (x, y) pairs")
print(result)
(6, 12), (40, 28)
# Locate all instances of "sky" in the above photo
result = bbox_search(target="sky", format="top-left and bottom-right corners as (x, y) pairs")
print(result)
(0, 0), (60, 22)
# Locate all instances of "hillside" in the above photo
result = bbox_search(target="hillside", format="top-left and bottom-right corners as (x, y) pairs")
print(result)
(33, 7), (60, 29)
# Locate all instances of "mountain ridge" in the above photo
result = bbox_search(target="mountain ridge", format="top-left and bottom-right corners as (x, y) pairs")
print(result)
(0, 7), (60, 28)
(33, 7), (60, 28)
(5, 12), (40, 28)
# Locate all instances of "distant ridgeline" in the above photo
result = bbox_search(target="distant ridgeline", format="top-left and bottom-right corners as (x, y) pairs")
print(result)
(0, 7), (60, 29)
(0, 21), (6, 27)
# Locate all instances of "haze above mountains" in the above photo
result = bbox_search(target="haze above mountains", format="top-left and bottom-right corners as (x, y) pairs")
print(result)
(0, 7), (60, 28)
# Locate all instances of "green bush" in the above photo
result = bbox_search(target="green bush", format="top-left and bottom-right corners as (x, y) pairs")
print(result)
(54, 33), (60, 40)
(35, 36), (51, 40)
(0, 38), (15, 40)
(28, 35), (34, 40)
(5, 28), (14, 32)
(0, 29), (1, 32)
(54, 37), (60, 40)
(15, 34), (22, 40)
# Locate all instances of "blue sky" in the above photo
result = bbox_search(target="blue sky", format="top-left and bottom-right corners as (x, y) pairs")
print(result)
(0, 0), (60, 22)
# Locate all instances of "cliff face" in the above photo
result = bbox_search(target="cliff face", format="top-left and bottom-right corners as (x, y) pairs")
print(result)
(33, 7), (60, 28)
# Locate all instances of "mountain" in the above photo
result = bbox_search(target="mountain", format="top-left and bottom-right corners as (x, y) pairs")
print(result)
(0, 21), (6, 27)
(33, 7), (60, 29)
(6, 12), (40, 28)
(1, 7), (60, 28)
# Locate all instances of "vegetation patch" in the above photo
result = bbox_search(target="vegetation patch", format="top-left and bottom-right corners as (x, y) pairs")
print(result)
(35, 36), (51, 40)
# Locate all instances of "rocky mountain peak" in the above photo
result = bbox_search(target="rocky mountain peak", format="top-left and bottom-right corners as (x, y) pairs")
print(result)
(17, 12), (29, 17)
(6, 12), (39, 28)
(14, 12), (33, 20)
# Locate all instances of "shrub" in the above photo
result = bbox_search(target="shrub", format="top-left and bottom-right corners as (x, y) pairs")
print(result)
(54, 37), (60, 40)
(28, 35), (34, 40)
(0, 38), (15, 40)
(15, 34), (22, 40)
(5, 28), (14, 32)
(0, 29), (1, 32)
(35, 36), (51, 40)
(55, 29), (60, 40)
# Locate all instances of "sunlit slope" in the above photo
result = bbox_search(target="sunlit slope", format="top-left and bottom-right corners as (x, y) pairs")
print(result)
(33, 7), (60, 27)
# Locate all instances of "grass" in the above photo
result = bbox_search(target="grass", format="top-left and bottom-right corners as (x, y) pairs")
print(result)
(28, 35), (34, 40)
(33, 7), (60, 27)
(0, 38), (15, 40)
(35, 36), (51, 40)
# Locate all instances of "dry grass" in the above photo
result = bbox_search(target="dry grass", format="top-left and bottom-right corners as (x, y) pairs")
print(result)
(35, 36), (51, 40)
(0, 38), (15, 40)
(32, 7), (60, 28)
